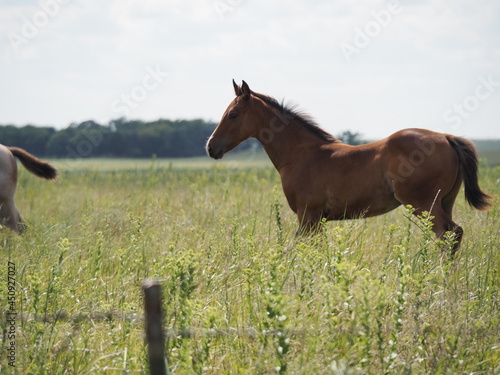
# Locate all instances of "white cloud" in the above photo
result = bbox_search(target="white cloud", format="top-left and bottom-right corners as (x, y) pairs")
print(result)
(0, 0), (499, 138)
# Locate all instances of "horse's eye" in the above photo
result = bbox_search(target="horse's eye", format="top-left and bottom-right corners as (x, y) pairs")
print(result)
(229, 112), (239, 119)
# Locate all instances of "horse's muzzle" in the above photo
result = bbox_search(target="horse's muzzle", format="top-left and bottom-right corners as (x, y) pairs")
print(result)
(206, 140), (224, 159)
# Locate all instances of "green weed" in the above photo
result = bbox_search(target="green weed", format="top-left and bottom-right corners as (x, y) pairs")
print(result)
(0, 160), (498, 374)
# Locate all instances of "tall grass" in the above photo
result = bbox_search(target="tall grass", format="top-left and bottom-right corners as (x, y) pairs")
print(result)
(1, 159), (498, 374)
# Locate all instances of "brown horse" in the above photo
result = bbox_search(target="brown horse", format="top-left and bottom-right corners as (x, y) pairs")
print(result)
(0, 145), (57, 233)
(206, 80), (492, 254)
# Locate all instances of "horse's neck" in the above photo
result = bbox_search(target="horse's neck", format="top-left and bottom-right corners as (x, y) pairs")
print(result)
(255, 107), (326, 172)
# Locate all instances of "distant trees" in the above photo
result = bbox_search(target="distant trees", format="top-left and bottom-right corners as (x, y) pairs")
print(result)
(0, 118), (261, 158)
(336, 130), (366, 145)
(0, 125), (56, 155)
(0, 120), (366, 158)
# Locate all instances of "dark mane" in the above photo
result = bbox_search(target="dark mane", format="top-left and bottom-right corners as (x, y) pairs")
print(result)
(251, 91), (340, 143)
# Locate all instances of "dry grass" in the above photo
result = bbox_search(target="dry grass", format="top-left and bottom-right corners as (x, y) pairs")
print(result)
(1, 159), (498, 374)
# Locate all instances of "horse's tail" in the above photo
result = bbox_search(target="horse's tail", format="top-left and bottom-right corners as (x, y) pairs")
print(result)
(7, 147), (58, 180)
(446, 135), (491, 210)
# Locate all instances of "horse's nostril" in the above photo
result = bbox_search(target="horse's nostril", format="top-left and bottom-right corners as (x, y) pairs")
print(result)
(206, 143), (224, 159)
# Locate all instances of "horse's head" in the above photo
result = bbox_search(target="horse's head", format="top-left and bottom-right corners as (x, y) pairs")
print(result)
(206, 80), (259, 159)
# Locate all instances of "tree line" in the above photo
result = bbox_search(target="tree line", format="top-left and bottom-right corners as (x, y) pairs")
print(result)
(0, 118), (364, 158)
(0, 118), (221, 158)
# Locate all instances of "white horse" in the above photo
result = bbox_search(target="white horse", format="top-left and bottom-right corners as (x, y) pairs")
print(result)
(0, 145), (57, 233)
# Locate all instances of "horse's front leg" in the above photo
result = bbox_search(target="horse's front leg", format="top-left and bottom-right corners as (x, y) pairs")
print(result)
(282, 208), (323, 254)
(295, 208), (323, 236)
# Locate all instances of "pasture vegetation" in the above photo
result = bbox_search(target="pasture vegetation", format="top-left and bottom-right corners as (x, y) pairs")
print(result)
(1, 155), (499, 374)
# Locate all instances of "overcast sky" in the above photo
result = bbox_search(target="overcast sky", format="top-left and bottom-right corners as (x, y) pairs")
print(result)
(1, 0), (499, 140)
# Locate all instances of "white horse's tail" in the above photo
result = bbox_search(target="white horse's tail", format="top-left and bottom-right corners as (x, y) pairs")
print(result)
(7, 147), (58, 180)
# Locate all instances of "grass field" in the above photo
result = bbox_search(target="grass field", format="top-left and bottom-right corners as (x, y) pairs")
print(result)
(475, 140), (500, 167)
(1, 155), (499, 374)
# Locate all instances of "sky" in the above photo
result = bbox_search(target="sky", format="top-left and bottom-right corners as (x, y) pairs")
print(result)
(1, 0), (500, 140)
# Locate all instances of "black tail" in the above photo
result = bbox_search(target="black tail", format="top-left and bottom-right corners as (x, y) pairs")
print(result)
(446, 136), (491, 210)
(7, 147), (58, 180)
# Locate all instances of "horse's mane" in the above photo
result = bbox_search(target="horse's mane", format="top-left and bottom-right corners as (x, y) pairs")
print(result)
(251, 91), (340, 143)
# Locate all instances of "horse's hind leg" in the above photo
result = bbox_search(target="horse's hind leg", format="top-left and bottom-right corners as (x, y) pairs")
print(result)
(440, 175), (464, 255)
(0, 199), (24, 234)
(431, 208), (463, 256)
(394, 189), (463, 255)
(393, 163), (464, 255)
(411, 202), (463, 255)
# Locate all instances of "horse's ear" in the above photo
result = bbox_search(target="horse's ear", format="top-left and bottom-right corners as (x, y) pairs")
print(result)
(241, 80), (251, 99)
(233, 79), (242, 96)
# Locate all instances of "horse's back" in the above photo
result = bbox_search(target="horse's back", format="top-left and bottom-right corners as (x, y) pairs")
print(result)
(385, 128), (450, 149)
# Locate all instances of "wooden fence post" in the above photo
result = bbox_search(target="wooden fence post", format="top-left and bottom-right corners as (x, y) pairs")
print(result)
(142, 279), (169, 375)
